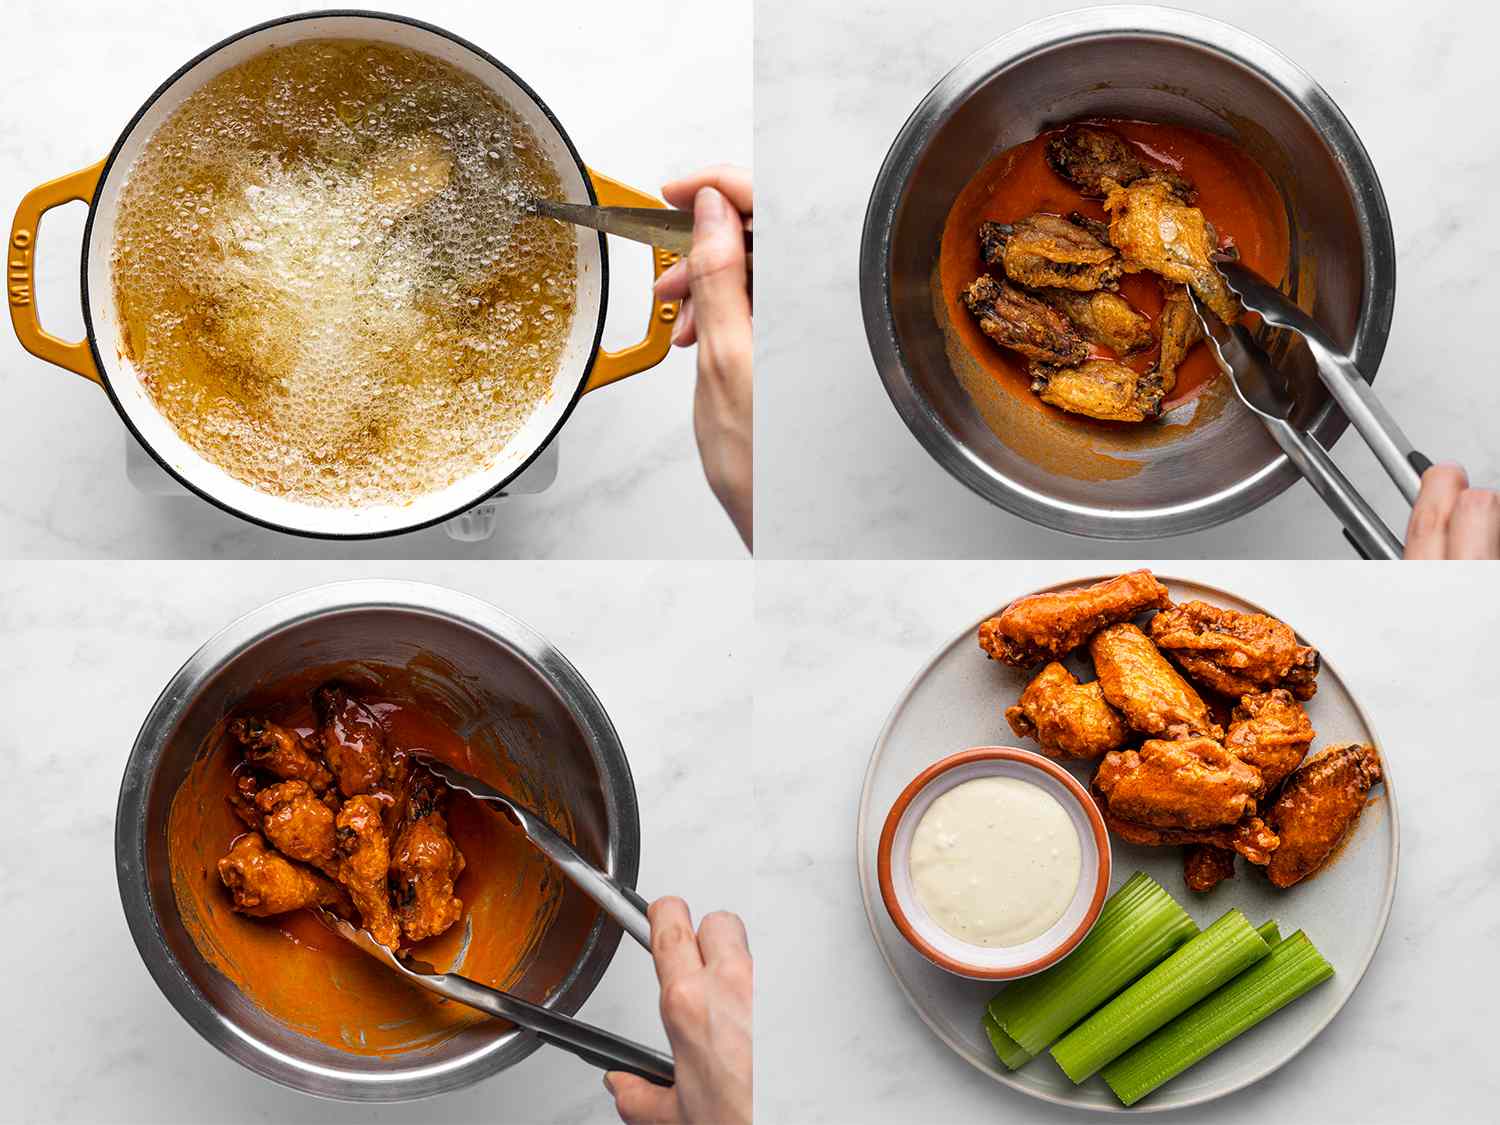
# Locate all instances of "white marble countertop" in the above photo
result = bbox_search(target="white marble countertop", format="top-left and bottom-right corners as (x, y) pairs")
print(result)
(0, 560), (752, 1123)
(757, 0), (1500, 559)
(754, 560), (1500, 1123)
(0, 0), (749, 559)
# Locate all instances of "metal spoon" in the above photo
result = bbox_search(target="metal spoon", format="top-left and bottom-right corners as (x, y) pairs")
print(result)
(411, 752), (652, 949)
(316, 910), (674, 1086)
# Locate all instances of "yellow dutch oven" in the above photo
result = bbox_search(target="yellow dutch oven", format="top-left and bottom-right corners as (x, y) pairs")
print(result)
(8, 9), (680, 539)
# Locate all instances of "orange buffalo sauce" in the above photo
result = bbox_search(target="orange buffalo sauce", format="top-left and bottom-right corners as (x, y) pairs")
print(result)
(938, 119), (1290, 418)
(167, 661), (576, 1057)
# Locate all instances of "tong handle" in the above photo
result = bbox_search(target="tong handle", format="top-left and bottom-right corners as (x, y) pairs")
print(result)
(425, 970), (675, 1086)
(1264, 416), (1403, 559)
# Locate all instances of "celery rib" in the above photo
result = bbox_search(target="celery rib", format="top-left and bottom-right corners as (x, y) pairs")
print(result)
(987, 872), (1198, 1057)
(1100, 931), (1335, 1107)
(1049, 909), (1270, 1083)
(1256, 920), (1281, 947)
(981, 1012), (1034, 1070)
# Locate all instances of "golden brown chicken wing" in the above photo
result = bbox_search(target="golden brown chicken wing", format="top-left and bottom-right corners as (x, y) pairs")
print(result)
(217, 832), (345, 917)
(1046, 124), (1194, 200)
(1096, 796), (1279, 865)
(978, 570), (1170, 667)
(1265, 744), (1383, 888)
(229, 717), (332, 792)
(391, 773), (466, 943)
(1102, 175), (1240, 324)
(1183, 845), (1236, 893)
(1090, 623), (1221, 738)
(978, 214), (1123, 292)
(1005, 661), (1129, 759)
(1039, 288), (1155, 355)
(335, 795), (401, 947)
(963, 275), (1089, 364)
(316, 685), (388, 797)
(1029, 357), (1165, 422)
(1094, 737), (1260, 829)
(1155, 283), (1204, 396)
(1223, 689), (1314, 796)
(255, 780), (338, 877)
(1149, 601), (1320, 700)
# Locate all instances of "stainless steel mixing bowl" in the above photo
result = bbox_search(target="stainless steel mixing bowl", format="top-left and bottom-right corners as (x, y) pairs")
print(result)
(861, 5), (1396, 538)
(115, 580), (640, 1100)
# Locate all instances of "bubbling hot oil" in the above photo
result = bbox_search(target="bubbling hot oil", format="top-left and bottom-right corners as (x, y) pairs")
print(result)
(111, 40), (578, 507)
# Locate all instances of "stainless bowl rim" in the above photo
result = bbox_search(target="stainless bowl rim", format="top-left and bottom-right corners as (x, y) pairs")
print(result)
(859, 4), (1397, 539)
(114, 578), (641, 1101)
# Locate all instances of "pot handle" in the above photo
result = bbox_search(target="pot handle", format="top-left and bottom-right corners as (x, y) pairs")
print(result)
(582, 169), (682, 393)
(9, 161), (105, 385)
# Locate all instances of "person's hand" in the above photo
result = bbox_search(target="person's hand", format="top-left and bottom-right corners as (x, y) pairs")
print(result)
(655, 166), (752, 550)
(1404, 462), (1500, 558)
(605, 897), (752, 1125)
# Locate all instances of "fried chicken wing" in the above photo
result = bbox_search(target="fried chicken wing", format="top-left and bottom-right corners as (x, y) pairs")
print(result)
(979, 570), (1171, 667)
(1223, 689), (1314, 795)
(1094, 737), (1260, 829)
(1005, 661), (1129, 760)
(217, 832), (345, 917)
(1030, 357), (1165, 422)
(335, 795), (401, 947)
(1155, 283), (1204, 396)
(1149, 601), (1320, 700)
(1096, 796), (1280, 865)
(979, 214), (1123, 292)
(1103, 175), (1241, 324)
(1090, 623), (1221, 738)
(391, 773), (466, 943)
(316, 684), (388, 797)
(1046, 125), (1195, 200)
(963, 275), (1089, 364)
(1183, 845), (1236, 893)
(1039, 288), (1155, 354)
(1265, 744), (1383, 888)
(229, 717), (332, 792)
(255, 780), (338, 877)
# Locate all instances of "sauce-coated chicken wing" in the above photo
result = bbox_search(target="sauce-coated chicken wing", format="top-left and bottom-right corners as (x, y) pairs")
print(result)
(217, 832), (344, 917)
(1149, 601), (1319, 700)
(316, 684), (388, 797)
(1183, 845), (1237, 893)
(1103, 175), (1241, 324)
(229, 717), (332, 792)
(1046, 124), (1194, 200)
(391, 773), (466, 944)
(255, 780), (338, 877)
(1265, 744), (1382, 888)
(979, 570), (1170, 667)
(1154, 283), (1204, 396)
(1029, 357), (1165, 422)
(335, 795), (401, 947)
(1090, 622), (1221, 738)
(1223, 689), (1314, 796)
(1093, 737), (1260, 829)
(1005, 661), (1129, 759)
(1039, 288), (1155, 355)
(1092, 785), (1279, 864)
(962, 275), (1089, 365)
(979, 214), (1123, 292)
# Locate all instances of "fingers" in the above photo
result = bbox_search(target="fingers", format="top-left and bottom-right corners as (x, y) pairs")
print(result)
(1404, 463), (1469, 559)
(696, 910), (750, 966)
(686, 187), (752, 350)
(1446, 489), (1500, 559)
(662, 164), (752, 216)
(648, 896), (703, 988)
(673, 299), (697, 347)
(604, 1072), (680, 1125)
(654, 259), (689, 303)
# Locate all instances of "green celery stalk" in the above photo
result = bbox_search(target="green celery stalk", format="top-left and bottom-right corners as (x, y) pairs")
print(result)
(987, 872), (1198, 1056)
(1256, 920), (1281, 947)
(1101, 931), (1335, 1107)
(1049, 909), (1270, 1083)
(981, 1012), (1034, 1070)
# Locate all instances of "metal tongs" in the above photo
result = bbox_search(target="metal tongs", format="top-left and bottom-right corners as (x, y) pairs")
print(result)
(315, 752), (671, 1085)
(1190, 258), (1431, 559)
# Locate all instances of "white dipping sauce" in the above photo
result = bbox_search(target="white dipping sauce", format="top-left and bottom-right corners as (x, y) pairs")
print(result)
(908, 776), (1082, 948)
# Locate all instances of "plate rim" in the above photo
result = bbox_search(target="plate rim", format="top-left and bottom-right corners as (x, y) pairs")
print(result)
(854, 573), (1401, 1114)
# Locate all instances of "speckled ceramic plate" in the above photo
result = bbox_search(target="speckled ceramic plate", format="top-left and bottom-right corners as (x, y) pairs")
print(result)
(856, 576), (1399, 1114)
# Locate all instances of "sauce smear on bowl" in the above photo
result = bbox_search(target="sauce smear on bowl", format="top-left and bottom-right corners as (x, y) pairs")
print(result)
(909, 776), (1082, 947)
